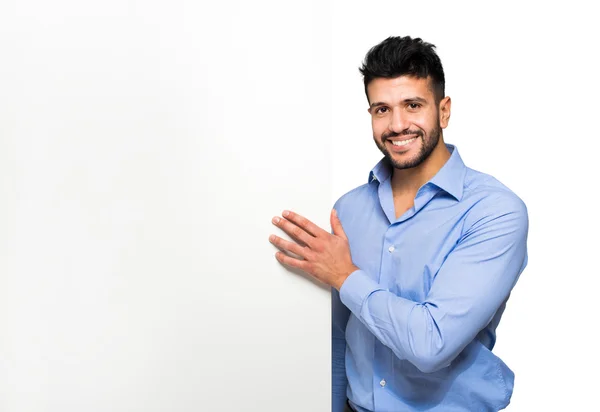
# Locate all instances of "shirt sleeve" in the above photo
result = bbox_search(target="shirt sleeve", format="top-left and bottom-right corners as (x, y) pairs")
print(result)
(339, 193), (529, 373)
(332, 276), (351, 411)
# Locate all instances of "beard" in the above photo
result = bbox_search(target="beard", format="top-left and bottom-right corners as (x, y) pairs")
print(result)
(375, 123), (442, 170)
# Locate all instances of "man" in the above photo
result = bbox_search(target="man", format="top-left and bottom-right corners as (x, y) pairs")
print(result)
(268, 36), (528, 412)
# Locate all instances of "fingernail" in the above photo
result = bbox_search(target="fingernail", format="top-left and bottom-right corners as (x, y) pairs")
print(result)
(282, 210), (289, 217)
(269, 235), (275, 242)
(272, 217), (280, 224)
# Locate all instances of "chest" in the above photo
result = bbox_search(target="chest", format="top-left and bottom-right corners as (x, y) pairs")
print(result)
(344, 201), (465, 301)
(393, 195), (414, 220)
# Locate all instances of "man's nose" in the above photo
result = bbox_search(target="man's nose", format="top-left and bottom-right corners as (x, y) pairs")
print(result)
(389, 109), (409, 134)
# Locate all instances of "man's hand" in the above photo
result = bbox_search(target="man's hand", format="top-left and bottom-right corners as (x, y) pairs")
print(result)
(269, 209), (358, 291)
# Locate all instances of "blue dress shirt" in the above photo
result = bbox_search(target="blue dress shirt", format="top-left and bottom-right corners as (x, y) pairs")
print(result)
(332, 144), (528, 412)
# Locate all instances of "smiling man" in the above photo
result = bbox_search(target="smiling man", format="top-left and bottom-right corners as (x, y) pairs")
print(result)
(269, 36), (528, 412)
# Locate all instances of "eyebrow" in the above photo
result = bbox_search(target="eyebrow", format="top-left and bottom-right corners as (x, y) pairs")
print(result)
(369, 97), (428, 109)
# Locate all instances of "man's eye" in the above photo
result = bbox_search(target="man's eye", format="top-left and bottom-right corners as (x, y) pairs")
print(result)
(408, 103), (421, 110)
(376, 107), (388, 114)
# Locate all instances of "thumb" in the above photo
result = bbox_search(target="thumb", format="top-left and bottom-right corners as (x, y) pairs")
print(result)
(330, 209), (347, 240)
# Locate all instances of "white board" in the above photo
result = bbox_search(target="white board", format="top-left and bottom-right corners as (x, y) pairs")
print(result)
(0, 1), (331, 411)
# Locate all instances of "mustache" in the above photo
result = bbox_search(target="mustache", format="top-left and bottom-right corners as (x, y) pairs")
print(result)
(382, 130), (423, 140)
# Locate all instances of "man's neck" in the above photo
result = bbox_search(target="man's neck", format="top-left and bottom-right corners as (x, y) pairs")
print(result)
(390, 138), (451, 198)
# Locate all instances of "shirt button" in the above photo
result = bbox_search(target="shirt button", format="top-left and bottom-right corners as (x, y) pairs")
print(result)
(388, 246), (395, 253)
(380, 379), (386, 387)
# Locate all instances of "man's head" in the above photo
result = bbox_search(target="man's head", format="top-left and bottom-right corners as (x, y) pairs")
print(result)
(360, 36), (451, 170)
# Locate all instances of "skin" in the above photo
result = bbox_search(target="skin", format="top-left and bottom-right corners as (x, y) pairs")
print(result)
(369, 76), (452, 218)
(269, 75), (452, 290)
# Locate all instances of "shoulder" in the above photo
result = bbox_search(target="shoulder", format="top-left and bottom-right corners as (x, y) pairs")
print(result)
(332, 183), (374, 212)
(461, 167), (528, 231)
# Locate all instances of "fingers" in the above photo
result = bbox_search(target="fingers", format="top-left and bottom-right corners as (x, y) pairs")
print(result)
(272, 215), (314, 246)
(280, 210), (327, 238)
(274, 250), (309, 271)
(269, 234), (308, 258)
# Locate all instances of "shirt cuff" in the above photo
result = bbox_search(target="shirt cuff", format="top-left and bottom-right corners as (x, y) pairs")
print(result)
(339, 269), (385, 317)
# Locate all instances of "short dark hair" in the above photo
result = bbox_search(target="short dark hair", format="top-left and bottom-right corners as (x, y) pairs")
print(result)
(359, 36), (445, 103)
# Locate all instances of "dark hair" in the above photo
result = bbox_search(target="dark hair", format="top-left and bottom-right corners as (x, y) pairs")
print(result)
(359, 36), (445, 103)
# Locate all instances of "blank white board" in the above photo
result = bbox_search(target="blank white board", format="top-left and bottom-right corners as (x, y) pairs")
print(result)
(0, 1), (332, 411)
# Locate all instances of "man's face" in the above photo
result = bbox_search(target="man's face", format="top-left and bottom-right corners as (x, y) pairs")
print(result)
(367, 76), (450, 170)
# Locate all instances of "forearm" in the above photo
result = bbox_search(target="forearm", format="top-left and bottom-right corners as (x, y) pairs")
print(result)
(340, 271), (453, 373)
(340, 256), (525, 372)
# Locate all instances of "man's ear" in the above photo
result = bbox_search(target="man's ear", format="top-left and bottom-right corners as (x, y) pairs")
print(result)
(439, 96), (451, 129)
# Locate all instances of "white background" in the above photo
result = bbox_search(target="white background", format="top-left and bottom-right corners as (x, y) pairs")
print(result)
(1, 0), (599, 411)
(331, 1), (600, 411)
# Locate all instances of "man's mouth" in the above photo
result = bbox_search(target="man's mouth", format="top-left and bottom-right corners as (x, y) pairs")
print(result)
(389, 137), (418, 147)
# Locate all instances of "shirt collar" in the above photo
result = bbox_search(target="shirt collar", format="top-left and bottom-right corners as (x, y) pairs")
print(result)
(368, 143), (467, 201)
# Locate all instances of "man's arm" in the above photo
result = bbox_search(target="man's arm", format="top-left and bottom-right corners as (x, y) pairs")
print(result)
(332, 287), (350, 412)
(339, 194), (528, 373)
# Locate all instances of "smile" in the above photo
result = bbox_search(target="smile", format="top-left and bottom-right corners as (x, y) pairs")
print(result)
(390, 137), (417, 146)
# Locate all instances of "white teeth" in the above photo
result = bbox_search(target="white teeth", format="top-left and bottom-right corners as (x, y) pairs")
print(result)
(392, 137), (416, 146)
